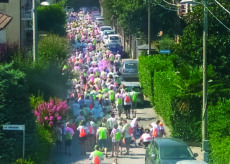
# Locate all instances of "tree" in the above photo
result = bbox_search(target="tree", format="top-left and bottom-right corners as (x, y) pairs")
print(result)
(37, 3), (66, 36)
(38, 34), (69, 65)
(102, 0), (182, 38)
(174, 0), (230, 76)
(0, 63), (39, 163)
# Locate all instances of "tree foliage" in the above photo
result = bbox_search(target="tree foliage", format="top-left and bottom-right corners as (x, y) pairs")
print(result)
(0, 63), (39, 163)
(37, 3), (66, 36)
(102, 0), (182, 37)
(38, 34), (69, 65)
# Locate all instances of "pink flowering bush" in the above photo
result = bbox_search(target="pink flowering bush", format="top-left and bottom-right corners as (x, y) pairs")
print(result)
(34, 98), (69, 127)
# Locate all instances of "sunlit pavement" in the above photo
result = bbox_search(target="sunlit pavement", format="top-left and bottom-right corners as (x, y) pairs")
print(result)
(49, 102), (202, 164)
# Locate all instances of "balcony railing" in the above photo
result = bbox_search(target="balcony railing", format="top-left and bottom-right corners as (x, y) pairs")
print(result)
(21, 9), (32, 20)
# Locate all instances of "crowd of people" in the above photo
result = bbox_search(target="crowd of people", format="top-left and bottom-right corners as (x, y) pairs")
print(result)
(55, 7), (166, 164)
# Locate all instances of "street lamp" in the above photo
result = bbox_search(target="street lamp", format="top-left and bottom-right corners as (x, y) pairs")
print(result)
(32, 1), (50, 62)
(148, 0), (151, 55)
(32, 0), (37, 62)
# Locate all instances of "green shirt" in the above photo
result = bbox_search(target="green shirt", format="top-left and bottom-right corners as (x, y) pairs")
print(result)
(97, 127), (107, 140)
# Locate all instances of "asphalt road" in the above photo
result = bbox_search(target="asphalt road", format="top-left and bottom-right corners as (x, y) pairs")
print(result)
(48, 101), (203, 164)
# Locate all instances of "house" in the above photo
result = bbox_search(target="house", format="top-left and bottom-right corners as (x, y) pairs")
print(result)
(178, 0), (197, 16)
(0, 0), (33, 47)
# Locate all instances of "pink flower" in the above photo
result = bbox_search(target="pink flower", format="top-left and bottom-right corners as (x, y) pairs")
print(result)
(57, 116), (61, 121)
(44, 116), (48, 120)
(49, 121), (53, 126)
(49, 116), (53, 121)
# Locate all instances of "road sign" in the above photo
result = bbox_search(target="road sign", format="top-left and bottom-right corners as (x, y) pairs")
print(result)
(3, 124), (25, 159)
(3, 125), (25, 130)
(160, 50), (171, 54)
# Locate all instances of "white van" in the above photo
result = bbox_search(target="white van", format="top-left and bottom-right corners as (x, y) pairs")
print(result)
(95, 16), (104, 26)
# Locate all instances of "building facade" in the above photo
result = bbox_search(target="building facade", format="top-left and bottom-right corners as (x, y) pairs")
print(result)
(0, 0), (33, 47)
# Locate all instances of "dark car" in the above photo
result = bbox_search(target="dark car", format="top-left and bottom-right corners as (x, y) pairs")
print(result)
(145, 138), (198, 164)
(106, 43), (123, 56)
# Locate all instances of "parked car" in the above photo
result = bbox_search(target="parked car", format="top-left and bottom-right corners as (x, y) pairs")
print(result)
(99, 26), (113, 35)
(145, 138), (198, 164)
(102, 30), (116, 43)
(120, 59), (138, 81)
(121, 81), (144, 107)
(176, 161), (207, 164)
(95, 16), (104, 26)
(105, 42), (123, 56)
(104, 34), (121, 45)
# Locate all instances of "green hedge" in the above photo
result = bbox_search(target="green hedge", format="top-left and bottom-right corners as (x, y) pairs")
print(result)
(0, 64), (40, 163)
(208, 99), (230, 163)
(139, 54), (202, 141)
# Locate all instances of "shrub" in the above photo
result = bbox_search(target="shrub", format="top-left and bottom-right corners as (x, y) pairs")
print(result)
(0, 63), (39, 163)
(37, 4), (66, 36)
(208, 99), (230, 163)
(34, 98), (69, 128)
(138, 54), (202, 141)
(38, 34), (69, 65)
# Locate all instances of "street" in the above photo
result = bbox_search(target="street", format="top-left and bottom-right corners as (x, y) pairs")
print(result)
(49, 100), (202, 164)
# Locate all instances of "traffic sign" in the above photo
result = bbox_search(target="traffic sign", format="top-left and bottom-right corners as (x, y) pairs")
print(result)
(160, 50), (171, 54)
(3, 125), (25, 130)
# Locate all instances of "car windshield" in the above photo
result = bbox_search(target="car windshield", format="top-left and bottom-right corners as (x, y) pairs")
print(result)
(110, 36), (119, 40)
(160, 146), (194, 160)
(102, 27), (111, 31)
(96, 18), (104, 21)
(105, 31), (115, 35)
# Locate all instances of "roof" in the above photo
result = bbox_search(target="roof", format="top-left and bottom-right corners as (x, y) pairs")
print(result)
(122, 59), (138, 62)
(137, 44), (155, 50)
(121, 81), (140, 87)
(154, 138), (188, 147)
(0, 13), (13, 30)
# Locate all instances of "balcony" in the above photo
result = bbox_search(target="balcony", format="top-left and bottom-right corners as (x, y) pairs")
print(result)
(21, 9), (32, 20)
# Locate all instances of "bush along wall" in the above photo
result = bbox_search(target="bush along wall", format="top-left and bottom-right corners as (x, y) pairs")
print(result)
(208, 99), (230, 163)
(0, 63), (39, 163)
(138, 54), (202, 141)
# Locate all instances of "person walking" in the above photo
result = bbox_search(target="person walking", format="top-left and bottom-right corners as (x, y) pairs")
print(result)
(88, 120), (97, 151)
(89, 145), (104, 164)
(96, 123), (109, 157)
(106, 113), (117, 136)
(131, 89), (137, 118)
(64, 122), (75, 156)
(115, 91), (123, 118)
(130, 117), (141, 147)
(110, 124), (122, 157)
(123, 91), (132, 119)
(56, 123), (63, 152)
(77, 120), (88, 156)
(122, 119), (132, 155)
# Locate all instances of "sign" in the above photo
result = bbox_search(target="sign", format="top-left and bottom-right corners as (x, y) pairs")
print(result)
(160, 50), (171, 54)
(3, 125), (25, 131)
(3, 124), (25, 159)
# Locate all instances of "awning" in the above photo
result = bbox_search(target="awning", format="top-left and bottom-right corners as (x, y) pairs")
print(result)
(0, 13), (13, 30)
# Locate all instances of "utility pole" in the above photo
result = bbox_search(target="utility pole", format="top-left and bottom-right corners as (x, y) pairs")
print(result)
(202, 0), (209, 162)
(148, 0), (151, 55)
(33, 0), (37, 62)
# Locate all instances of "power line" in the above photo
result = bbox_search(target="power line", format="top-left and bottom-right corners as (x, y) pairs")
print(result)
(202, 1), (230, 31)
(214, 0), (230, 15)
(153, 0), (178, 11)
(162, 0), (178, 7)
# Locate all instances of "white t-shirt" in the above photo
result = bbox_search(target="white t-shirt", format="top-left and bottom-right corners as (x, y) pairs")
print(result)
(107, 117), (117, 129)
(141, 133), (152, 142)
